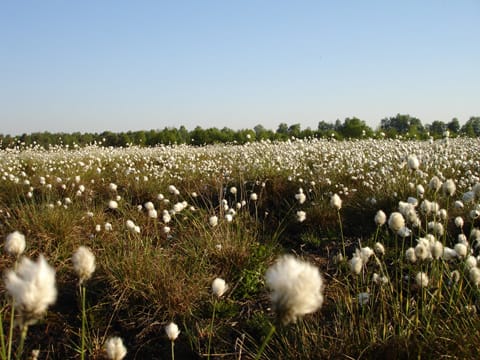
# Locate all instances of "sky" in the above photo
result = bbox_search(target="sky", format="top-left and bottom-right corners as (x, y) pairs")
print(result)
(1, 1), (479, 135)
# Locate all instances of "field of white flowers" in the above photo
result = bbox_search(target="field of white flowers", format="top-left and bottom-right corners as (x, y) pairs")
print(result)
(1, 137), (480, 359)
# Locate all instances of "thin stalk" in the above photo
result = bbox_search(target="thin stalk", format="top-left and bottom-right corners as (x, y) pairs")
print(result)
(14, 324), (28, 360)
(170, 340), (175, 360)
(80, 284), (87, 360)
(207, 299), (217, 360)
(337, 210), (345, 258)
(7, 259), (19, 360)
(373, 225), (380, 244)
(254, 324), (276, 360)
(6, 303), (14, 360)
(0, 309), (6, 360)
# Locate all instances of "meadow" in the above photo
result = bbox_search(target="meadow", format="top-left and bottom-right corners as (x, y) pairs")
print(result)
(1, 136), (480, 359)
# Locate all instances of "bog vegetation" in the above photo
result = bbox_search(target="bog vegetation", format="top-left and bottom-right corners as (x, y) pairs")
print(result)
(1, 135), (480, 359)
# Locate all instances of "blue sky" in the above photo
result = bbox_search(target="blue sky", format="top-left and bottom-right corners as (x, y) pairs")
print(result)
(1, 1), (479, 135)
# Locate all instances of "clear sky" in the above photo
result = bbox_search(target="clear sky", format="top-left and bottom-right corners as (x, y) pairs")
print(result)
(1, 1), (479, 135)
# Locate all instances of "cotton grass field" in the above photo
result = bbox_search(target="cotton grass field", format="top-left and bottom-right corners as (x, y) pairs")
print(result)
(1, 136), (480, 359)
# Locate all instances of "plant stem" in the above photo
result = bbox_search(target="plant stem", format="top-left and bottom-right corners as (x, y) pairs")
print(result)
(81, 284), (86, 360)
(15, 324), (28, 360)
(0, 309), (6, 360)
(337, 210), (345, 258)
(7, 303), (15, 360)
(207, 299), (217, 360)
(254, 324), (276, 360)
(171, 340), (175, 360)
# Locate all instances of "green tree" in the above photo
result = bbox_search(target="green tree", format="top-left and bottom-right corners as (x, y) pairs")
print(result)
(339, 117), (372, 138)
(380, 114), (424, 137)
(461, 116), (480, 137)
(428, 120), (447, 138)
(447, 118), (460, 135)
(288, 123), (301, 138)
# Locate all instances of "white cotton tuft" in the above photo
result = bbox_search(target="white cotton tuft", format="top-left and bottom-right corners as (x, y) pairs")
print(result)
(105, 337), (127, 360)
(265, 255), (324, 324)
(72, 246), (96, 284)
(5, 255), (57, 325)
(5, 231), (26, 257)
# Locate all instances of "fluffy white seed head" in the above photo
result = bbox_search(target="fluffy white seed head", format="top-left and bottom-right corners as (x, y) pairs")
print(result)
(431, 241), (444, 260)
(429, 176), (442, 192)
(469, 267), (480, 286)
(144, 201), (155, 211)
(105, 337), (127, 360)
(442, 179), (456, 196)
(359, 247), (374, 263)
(126, 220), (136, 231)
(414, 243), (431, 261)
(330, 193), (342, 210)
(443, 247), (458, 261)
(415, 272), (429, 288)
(148, 209), (158, 218)
(405, 247), (417, 263)
(349, 255), (363, 275)
(72, 246), (96, 284)
(465, 256), (478, 270)
(5, 255), (57, 325)
(209, 215), (218, 227)
(374, 210), (386, 226)
(458, 233), (468, 245)
(212, 278), (228, 297)
(296, 210), (306, 223)
(165, 322), (180, 341)
(428, 222), (444, 237)
(439, 209), (448, 221)
(454, 243), (468, 258)
(407, 154), (420, 170)
(5, 231), (26, 257)
(455, 216), (464, 228)
(108, 200), (118, 210)
(374, 242), (385, 256)
(265, 255), (324, 324)
(388, 212), (405, 232)
(295, 190), (306, 204)
(397, 226), (412, 238)
(416, 184), (425, 197)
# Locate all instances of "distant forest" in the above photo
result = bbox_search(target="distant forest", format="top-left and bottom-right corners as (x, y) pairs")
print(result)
(1, 114), (480, 149)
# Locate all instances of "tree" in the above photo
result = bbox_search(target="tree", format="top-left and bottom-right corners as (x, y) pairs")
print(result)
(461, 116), (480, 137)
(447, 118), (460, 135)
(276, 123), (289, 140)
(190, 126), (207, 145)
(254, 125), (274, 140)
(427, 120), (446, 138)
(317, 121), (334, 132)
(338, 117), (372, 138)
(288, 123), (301, 138)
(380, 114), (424, 137)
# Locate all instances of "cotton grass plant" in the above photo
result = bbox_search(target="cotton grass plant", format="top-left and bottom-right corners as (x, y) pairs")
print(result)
(72, 246), (96, 360)
(1, 138), (480, 358)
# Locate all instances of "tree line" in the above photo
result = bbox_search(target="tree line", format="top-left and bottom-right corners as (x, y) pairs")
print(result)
(1, 114), (479, 149)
